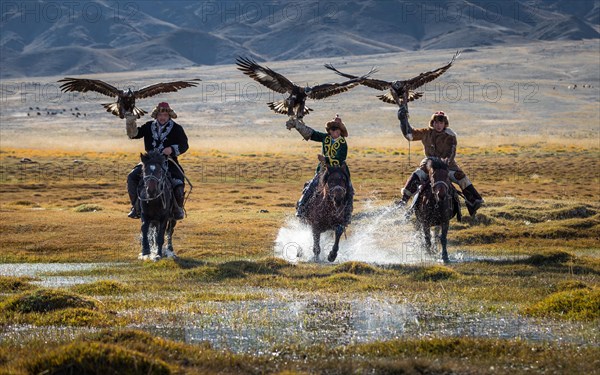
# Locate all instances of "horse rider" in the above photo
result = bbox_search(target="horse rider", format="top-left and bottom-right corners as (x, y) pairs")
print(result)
(397, 105), (484, 216)
(125, 102), (188, 220)
(286, 114), (354, 224)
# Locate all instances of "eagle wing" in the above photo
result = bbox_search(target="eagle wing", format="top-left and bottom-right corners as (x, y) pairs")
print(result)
(58, 78), (120, 97)
(267, 100), (313, 115)
(135, 79), (201, 99)
(307, 80), (360, 100)
(377, 90), (423, 104)
(404, 50), (461, 90)
(236, 56), (295, 94)
(324, 63), (390, 91)
(309, 66), (378, 100)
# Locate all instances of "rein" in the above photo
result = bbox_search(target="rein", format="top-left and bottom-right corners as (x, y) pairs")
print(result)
(139, 163), (169, 209)
(167, 156), (193, 207)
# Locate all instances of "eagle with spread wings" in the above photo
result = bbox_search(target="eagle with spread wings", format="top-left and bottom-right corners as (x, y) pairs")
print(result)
(58, 78), (201, 119)
(325, 51), (461, 107)
(236, 56), (375, 118)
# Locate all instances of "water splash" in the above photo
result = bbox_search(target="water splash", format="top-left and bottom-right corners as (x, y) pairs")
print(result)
(274, 201), (439, 265)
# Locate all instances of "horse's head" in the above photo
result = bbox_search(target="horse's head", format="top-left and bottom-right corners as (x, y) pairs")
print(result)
(321, 165), (349, 207)
(140, 150), (168, 199)
(427, 157), (450, 203)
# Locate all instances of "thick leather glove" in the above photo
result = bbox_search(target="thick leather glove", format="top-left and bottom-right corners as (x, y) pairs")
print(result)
(285, 118), (296, 130)
(125, 113), (138, 138)
(397, 104), (408, 120)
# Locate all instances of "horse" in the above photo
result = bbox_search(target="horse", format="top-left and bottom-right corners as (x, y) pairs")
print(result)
(138, 150), (177, 260)
(413, 157), (461, 263)
(303, 164), (352, 262)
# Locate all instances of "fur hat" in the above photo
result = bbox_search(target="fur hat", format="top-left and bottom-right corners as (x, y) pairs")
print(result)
(429, 111), (449, 128)
(325, 114), (348, 137)
(151, 102), (177, 119)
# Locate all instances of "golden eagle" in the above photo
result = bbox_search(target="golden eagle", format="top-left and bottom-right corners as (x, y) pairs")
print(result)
(58, 78), (201, 119)
(324, 51), (461, 106)
(236, 56), (375, 118)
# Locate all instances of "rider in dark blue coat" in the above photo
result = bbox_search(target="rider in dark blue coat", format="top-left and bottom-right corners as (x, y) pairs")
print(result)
(125, 102), (188, 220)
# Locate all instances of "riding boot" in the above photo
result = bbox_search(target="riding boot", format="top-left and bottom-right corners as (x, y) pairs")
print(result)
(127, 167), (141, 219)
(296, 176), (318, 219)
(462, 184), (484, 217)
(343, 182), (355, 224)
(396, 171), (422, 207)
(173, 185), (185, 220)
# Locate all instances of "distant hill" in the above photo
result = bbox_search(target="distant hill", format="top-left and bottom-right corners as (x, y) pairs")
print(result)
(1, 0), (598, 78)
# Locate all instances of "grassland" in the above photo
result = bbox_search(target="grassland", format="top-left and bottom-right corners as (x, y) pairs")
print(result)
(1, 41), (599, 373)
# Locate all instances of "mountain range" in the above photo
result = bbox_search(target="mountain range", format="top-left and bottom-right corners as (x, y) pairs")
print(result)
(1, 0), (598, 78)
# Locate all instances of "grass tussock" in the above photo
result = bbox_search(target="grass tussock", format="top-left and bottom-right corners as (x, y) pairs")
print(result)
(524, 288), (600, 320)
(1, 288), (98, 313)
(71, 280), (133, 296)
(0, 276), (36, 293)
(525, 250), (574, 266)
(25, 341), (171, 375)
(31, 307), (116, 327)
(413, 265), (459, 281)
(553, 279), (591, 292)
(73, 204), (102, 212)
(182, 265), (246, 282)
(332, 261), (380, 275)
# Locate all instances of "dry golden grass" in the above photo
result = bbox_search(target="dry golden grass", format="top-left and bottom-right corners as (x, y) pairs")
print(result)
(1, 143), (599, 262)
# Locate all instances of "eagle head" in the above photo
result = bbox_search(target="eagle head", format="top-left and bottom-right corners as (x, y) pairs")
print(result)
(124, 88), (134, 97)
(391, 81), (403, 91)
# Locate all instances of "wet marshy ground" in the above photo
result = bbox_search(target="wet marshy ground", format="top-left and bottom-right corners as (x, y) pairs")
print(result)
(1, 261), (597, 356)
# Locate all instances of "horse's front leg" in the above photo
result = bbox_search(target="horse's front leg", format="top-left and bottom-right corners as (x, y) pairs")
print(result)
(440, 221), (450, 264)
(328, 225), (344, 262)
(154, 219), (168, 259)
(312, 229), (321, 262)
(163, 219), (177, 258)
(140, 219), (151, 257)
(423, 224), (432, 254)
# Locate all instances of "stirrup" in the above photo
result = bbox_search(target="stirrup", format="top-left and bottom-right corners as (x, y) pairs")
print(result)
(128, 207), (140, 219)
(173, 207), (185, 220)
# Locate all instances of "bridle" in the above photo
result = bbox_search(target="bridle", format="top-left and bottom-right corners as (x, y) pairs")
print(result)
(430, 171), (451, 206)
(323, 169), (348, 216)
(139, 161), (169, 209)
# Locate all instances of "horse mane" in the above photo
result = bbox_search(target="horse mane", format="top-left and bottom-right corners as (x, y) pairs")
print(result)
(142, 149), (166, 165)
(427, 157), (448, 171)
(318, 165), (349, 197)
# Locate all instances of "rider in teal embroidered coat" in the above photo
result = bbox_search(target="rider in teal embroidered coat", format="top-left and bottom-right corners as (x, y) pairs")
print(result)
(286, 115), (354, 223)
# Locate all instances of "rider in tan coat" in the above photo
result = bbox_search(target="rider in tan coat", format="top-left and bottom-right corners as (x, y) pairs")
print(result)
(397, 105), (483, 216)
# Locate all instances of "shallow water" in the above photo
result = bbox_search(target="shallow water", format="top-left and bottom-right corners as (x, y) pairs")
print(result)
(273, 202), (525, 265)
(0, 262), (126, 287)
(274, 203), (435, 264)
(130, 294), (598, 355)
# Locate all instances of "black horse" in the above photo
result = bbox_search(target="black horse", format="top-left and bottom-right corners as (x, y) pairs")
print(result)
(303, 165), (352, 262)
(413, 157), (461, 263)
(138, 150), (177, 260)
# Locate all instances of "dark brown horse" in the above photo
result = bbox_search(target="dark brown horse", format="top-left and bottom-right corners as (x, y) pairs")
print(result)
(413, 157), (460, 263)
(303, 165), (352, 262)
(138, 150), (177, 260)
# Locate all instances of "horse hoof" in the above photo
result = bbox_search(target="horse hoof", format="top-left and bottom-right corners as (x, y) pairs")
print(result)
(138, 253), (151, 261)
(164, 250), (177, 259)
(151, 254), (162, 262)
(327, 251), (338, 262)
(442, 257), (450, 264)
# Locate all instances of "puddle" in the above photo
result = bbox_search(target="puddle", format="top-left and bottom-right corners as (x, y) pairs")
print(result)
(133, 296), (418, 354)
(128, 295), (598, 355)
(0, 263), (126, 287)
